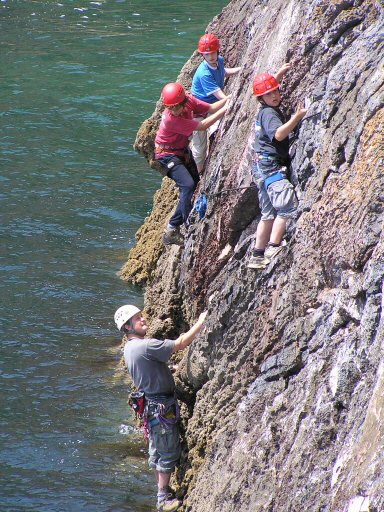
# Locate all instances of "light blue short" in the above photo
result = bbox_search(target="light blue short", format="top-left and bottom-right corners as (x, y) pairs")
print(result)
(258, 178), (298, 220)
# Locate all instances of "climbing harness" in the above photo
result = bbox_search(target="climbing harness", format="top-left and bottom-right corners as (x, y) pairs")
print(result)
(264, 171), (286, 188)
(146, 395), (180, 430)
(129, 393), (180, 443)
(251, 152), (288, 190)
(155, 143), (183, 153)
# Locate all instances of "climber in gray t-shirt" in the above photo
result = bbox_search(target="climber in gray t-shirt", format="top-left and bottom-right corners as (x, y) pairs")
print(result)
(124, 336), (176, 398)
(114, 304), (207, 512)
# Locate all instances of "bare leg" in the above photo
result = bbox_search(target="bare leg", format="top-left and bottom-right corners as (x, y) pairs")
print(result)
(191, 121), (208, 173)
(269, 216), (287, 245)
(255, 219), (274, 250)
(157, 470), (172, 491)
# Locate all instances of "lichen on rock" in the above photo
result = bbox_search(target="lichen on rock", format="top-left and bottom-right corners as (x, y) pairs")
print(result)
(120, 178), (179, 286)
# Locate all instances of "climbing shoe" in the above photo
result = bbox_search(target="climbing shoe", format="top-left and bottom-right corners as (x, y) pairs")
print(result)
(247, 253), (270, 270)
(162, 227), (184, 247)
(264, 243), (284, 259)
(156, 491), (181, 512)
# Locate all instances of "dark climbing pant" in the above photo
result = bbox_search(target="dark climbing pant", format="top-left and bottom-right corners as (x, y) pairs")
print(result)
(156, 153), (199, 228)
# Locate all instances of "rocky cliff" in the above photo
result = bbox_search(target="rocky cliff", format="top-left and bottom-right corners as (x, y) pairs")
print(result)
(121, 0), (384, 510)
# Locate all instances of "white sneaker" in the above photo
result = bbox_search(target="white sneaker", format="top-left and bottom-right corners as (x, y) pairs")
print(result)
(247, 254), (270, 269)
(162, 227), (184, 246)
(264, 243), (284, 259)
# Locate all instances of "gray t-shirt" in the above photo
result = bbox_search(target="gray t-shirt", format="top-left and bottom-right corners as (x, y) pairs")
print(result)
(254, 106), (290, 164)
(124, 337), (176, 397)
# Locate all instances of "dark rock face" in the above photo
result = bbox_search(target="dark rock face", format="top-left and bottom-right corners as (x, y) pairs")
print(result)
(124, 0), (384, 510)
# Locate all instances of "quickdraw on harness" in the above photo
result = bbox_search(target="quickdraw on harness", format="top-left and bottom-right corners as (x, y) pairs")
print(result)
(147, 395), (181, 430)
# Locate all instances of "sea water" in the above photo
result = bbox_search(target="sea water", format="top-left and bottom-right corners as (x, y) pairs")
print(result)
(0, 1), (228, 510)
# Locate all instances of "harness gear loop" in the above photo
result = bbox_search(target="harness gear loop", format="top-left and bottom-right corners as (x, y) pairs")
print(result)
(146, 395), (180, 430)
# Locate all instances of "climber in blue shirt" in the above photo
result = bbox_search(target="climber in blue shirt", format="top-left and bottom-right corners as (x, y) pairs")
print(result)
(192, 53), (226, 104)
(191, 33), (241, 171)
(191, 34), (291, 174)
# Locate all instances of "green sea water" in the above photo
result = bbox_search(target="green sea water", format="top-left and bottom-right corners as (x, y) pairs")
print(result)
(0, 1), (229, 510)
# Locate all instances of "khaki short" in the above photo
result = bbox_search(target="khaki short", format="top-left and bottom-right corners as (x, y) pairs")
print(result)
(191, 117), (220, 169)
(258, 178), (298, 220)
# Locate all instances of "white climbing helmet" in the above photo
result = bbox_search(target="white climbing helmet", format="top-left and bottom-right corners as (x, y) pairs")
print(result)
(114, 305), (141, 331)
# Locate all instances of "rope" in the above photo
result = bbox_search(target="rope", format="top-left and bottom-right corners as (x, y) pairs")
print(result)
(201, 183), (258, 199)
(302, 111), (322, 121)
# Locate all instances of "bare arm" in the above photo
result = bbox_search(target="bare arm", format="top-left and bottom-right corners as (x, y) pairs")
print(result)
(274, 62), (291, 83)
(225, 66), (241, 76)
(274, 102), (307, 141)
(213, 89), (228, 100)
(195, 97), (228, 131)
(207, 97), (228, 113)
(173, 311), (207, 352)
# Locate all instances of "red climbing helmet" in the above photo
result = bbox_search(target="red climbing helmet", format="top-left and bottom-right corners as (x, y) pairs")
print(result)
(161, 82), (187, 106)
(198, 33), (220, 54)
(253, 73), (280, 96)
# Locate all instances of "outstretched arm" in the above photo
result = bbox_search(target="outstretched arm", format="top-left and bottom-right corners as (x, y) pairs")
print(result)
(274, 102), (307, 141)
(225, 66), (241, 76)
(274, 62), (291, 83)
(213, 88), (228, 100)
(195, 97), (229, 131)
(173, 311), (207, 352)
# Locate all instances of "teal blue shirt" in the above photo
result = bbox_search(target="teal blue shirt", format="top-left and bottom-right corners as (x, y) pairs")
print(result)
(191, 55), (225, 104)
